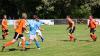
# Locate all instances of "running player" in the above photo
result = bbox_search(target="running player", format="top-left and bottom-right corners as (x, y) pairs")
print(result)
(88, 16), (97, 41)
(2, 15), (9, 40)
(2, 13), (27, 51)
(33, 15), (45, 42)
(26, 18), (40, 49)
(66, 16), (76, 42)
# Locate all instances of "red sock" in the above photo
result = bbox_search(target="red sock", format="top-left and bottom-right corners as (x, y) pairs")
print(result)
(90, 34), (96, 40)
(69, 35), (74, 41)
(4, 41), (14, 47)
(93, 34), (97, 39)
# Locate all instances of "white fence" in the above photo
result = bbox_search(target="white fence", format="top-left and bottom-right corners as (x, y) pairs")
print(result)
(1, 19), (100, 25)
(8, 19), (54, 25)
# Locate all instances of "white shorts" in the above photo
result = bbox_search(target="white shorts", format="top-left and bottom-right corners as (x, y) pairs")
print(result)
(36, 30), (42, 36)
(29, 35), (37, 40)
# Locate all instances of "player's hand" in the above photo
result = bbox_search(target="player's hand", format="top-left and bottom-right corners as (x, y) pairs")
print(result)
(66, 27), (69, 30)
(25, 30), (29, 33)
(40, 28), (44, 31)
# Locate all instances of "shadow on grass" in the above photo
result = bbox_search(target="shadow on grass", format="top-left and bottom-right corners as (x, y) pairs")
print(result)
(25, 48), (35, 50)
(8, 48), (18, 51)
(59, 40), (70, 42)
(0, 38), (4, 40)
(79, 40), (93, 42)
(0, 47), (36, 52)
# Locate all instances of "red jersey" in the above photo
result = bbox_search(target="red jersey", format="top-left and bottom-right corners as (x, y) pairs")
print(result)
(89, 19), (96, 29)
(2, 19), (8, 30)
(15, 19), (26, 34)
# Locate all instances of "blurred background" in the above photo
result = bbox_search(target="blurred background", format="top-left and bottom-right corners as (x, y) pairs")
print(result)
(0, 0), (100, 19)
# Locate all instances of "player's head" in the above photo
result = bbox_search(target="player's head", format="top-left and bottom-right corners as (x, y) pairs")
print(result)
(33, 15), (39, 22)
(33, 15), (38, 19)
(22, 13), (27, 19)
(3, 15), (7, 19)
(66, 15), (72, 20)
(89, 16), (93, 20)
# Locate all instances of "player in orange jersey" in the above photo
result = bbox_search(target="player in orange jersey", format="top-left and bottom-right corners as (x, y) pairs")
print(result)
(66, 16), (76, 42)
(88, 16), (97, 41)
(2, 15), (9, 40)
(2, 13), (27, 51)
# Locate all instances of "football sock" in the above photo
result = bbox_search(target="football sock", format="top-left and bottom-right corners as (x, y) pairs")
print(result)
(35, 41), (40, 48)
(4, 41), (14, 47)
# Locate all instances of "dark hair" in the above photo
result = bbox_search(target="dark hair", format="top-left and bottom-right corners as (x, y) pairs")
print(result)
(67, 15), (73, 19)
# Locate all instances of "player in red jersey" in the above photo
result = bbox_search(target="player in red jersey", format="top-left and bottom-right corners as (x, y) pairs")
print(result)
(88, 16), (97, 41)
(2, 15), (9, 40)
(66, 16), (76, 42)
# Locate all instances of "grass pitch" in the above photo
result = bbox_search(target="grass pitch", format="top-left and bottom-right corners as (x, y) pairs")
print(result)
(0, 24), (100, 56)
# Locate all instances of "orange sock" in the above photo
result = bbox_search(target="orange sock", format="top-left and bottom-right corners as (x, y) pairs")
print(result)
(22, 40), (25, 48)
(4, 41), (14, 47)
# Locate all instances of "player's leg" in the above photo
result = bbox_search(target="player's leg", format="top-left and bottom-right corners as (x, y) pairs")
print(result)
(34, 35), (40, 49)
(1, 32), (19, 51)
(69, 27), (76, 41)
(26, 35), (34, 48)
(5, 29), (9, 36)
(3, 30), (9, 39)
(2, 39), (17, 51)
(37, 30), (44, 42)
(21, 35), (26, 50)
(2, 30), (6, 40)
(90, 28), (97, 41)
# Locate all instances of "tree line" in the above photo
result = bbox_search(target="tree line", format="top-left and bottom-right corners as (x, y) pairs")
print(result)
(0, 0), (100, 19)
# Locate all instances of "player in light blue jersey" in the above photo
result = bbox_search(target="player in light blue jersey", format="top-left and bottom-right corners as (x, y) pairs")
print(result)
(26, 19), (40, 49)
(33, 15), (46, 42)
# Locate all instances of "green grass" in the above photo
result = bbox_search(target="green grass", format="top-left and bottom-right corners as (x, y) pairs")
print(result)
(0, 24), (100, 56)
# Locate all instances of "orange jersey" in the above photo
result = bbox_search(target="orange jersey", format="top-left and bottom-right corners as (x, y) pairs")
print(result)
(2, 19), (8, 30)
(89, 19), (96, 29)
(15, 19), (26, 34)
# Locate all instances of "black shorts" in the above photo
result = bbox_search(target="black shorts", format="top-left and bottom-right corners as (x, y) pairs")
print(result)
(69, 27), (75, 34)
(90, 28), (96, 34)
(13, 32), (23, 40)
(2, 29), (8, 33)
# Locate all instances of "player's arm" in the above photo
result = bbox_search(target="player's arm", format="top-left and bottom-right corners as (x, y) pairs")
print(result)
(71, 21), (75, 29)
(39, 27), (44, 31)
(14, 20), (18, 29)
(22, 20), (28, 32)
(43, 22), (49, 25)
(24, 27), (29, 33)
(66, 25), (70, 30)
(66, 21), (70, 30)
(25, 20), (30, 33)
(88, 21), (90, 28)
(93, 20), (97, 28)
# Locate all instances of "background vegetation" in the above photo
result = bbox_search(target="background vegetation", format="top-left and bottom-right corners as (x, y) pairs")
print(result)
(0, 0), (100, 19)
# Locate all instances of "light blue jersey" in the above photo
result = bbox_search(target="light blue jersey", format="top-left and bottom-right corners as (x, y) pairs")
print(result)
(28, 20), (39, 35)
(36, 21), (44, 30)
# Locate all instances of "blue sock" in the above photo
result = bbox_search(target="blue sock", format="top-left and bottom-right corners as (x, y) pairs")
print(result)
(41, 37), (44, 42)
(35, 41), (40, 48)
(25, 41), (30, 46)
